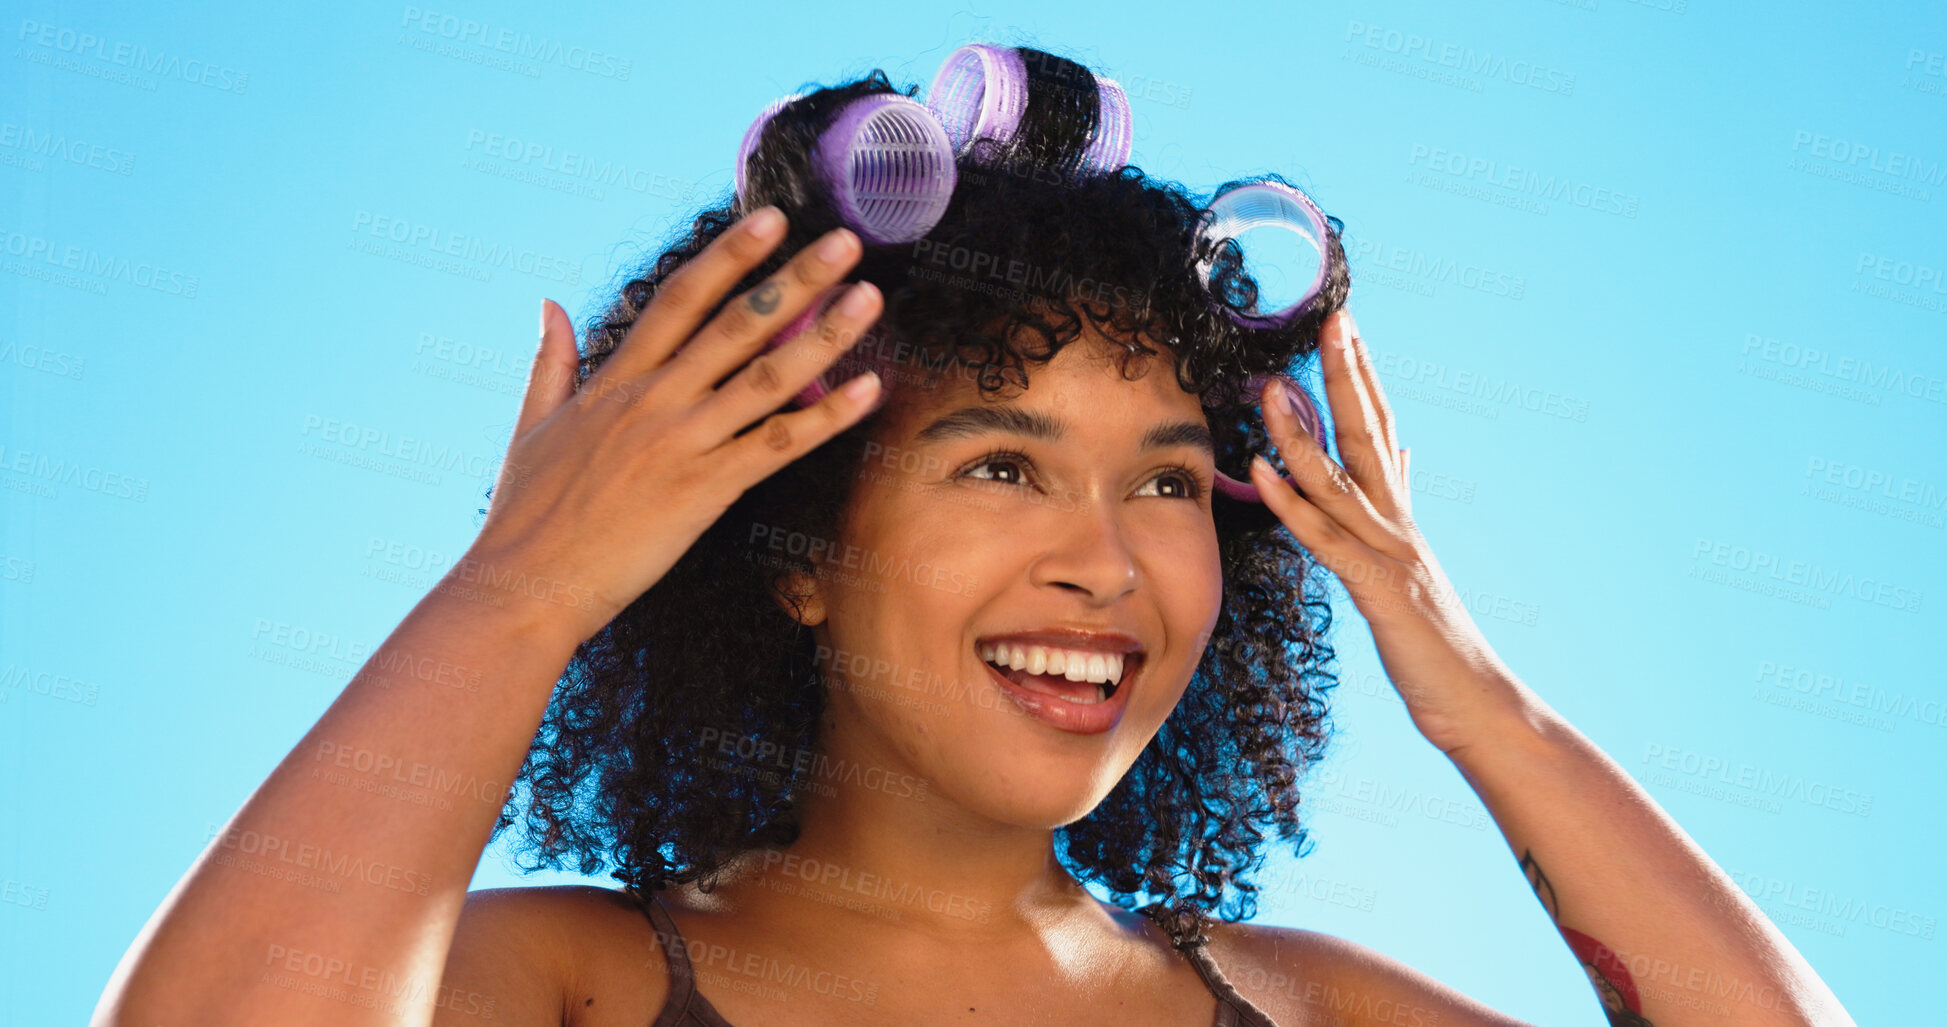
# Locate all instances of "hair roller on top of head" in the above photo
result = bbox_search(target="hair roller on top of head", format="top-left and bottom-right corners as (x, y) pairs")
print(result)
(928, 44), (1132, 174)
(733, 93), (804, 199)
(927, 44), (1030, 154)
(734, 92), (957, 246)
(1079, 74), (1133, 173)
(815, 93), (959, 245)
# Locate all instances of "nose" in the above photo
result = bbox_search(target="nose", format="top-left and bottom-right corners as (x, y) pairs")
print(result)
(1027, 501), (1140, 605)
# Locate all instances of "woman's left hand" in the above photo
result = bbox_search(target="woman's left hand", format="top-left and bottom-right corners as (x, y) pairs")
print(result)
(1249, 309), (1532, 758)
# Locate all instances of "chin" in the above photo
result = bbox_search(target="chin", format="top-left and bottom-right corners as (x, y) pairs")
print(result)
(934, 753), (1133, 830)
(911, 686), (1172, 831)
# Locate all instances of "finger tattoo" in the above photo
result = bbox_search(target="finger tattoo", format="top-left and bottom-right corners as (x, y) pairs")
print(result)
(749, 282), (782, 315)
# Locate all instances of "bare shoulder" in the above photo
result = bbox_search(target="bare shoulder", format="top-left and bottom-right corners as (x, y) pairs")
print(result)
(1201, 919), (1538, 1027)
(435, 885), (670, 1027)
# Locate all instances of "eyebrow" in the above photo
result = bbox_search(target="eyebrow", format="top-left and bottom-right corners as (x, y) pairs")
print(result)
(911, 405), (1215, 456)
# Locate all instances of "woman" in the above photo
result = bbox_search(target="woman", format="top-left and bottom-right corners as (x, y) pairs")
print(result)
(95, 45), (1854, 1026)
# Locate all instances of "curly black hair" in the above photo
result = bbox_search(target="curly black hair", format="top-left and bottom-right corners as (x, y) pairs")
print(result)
(493, 46), (1351, 952)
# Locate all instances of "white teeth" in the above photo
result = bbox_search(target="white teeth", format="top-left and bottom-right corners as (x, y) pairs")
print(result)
(978, 643), (1133, 686)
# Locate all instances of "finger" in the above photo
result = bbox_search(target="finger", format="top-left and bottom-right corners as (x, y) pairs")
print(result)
(1253, 456), (1424, 623)
(716, 370), (884, 483)
(694, 281), (884, 439)
(1248, 455), (1386, 574)
(1318, 310), (1402, 516)
(660, 226), (864, 398)
(514, 298), (579, 440)
(594, 205), (790, 384)
(1261, 377), (1401, 551)
(1345, 312), (1399, 461)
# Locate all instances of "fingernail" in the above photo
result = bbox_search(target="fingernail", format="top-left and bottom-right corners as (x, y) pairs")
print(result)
(840, 370), (881, 401)
(747, 206), (785, 240)
(1338, 310), (1358, 350)
(815, 228), (857, 265)
(1251, 454), (1274, 476)
(1264, 379), (1290, 414)
(538, 298), (550, 343)
(836, 281), (877, 317)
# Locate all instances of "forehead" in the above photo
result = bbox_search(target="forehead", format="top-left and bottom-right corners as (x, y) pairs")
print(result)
(867, 327), (1210, 448)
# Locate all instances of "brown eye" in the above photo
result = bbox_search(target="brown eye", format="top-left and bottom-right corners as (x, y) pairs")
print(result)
(1135, 468), (1204, 500)
(963, 453), (1030, 486)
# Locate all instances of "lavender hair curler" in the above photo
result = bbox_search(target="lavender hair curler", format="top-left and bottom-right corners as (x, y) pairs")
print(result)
(734, 92), (958, 245)
(927, 44), (1029, 153)
(927, 43), (1133, 174)
(733, 93), (804, 199)
(1195, 181), (1334, 330)
(1206, 371), (1333, 504)
(816, 93), (959, 245)
(1080, 75), (1133, 173)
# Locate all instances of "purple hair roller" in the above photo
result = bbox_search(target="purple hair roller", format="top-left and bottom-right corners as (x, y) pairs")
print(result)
(1081, 75), (1133, 172)
(1196, 181), (1333, 329)
(1208, 372), (1332, 504)
(734, 92), (804, 199)
(927, 44), (1030, 153)
(735, 92), (958, 245)
(928, 44), (1132, 174)
(816, 93), (959, 245)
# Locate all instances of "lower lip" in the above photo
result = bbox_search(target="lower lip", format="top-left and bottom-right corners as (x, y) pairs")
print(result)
(979, 657), (1136, 735)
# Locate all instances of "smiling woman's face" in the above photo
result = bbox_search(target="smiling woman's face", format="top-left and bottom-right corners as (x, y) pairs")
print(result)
(793, 322), (1226, 829)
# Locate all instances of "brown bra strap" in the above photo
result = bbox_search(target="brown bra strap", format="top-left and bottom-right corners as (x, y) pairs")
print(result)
(1141, 902), (1283, 1027)
(631, 889), (710, 1026)
(1179, 942), (1281, 1027)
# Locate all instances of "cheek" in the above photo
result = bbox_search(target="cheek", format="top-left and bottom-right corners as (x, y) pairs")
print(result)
(1145, 527), (1225, 693)
(815, 506), (989, 719)
(1141, 515), (1223, 594)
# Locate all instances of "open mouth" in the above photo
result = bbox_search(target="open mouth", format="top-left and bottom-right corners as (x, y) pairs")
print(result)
(976, 642), (1141, 706)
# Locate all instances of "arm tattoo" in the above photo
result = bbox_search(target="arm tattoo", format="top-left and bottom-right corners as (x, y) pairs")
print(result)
(748, 282), (782, 315)
(1520, 849), (1654, 1027)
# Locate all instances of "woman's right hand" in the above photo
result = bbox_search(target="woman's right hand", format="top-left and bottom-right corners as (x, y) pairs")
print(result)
(455, 206), (884, 645)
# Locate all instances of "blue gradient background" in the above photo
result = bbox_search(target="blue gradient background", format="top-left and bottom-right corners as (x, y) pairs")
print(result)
(4, 1), (1944, 1023)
